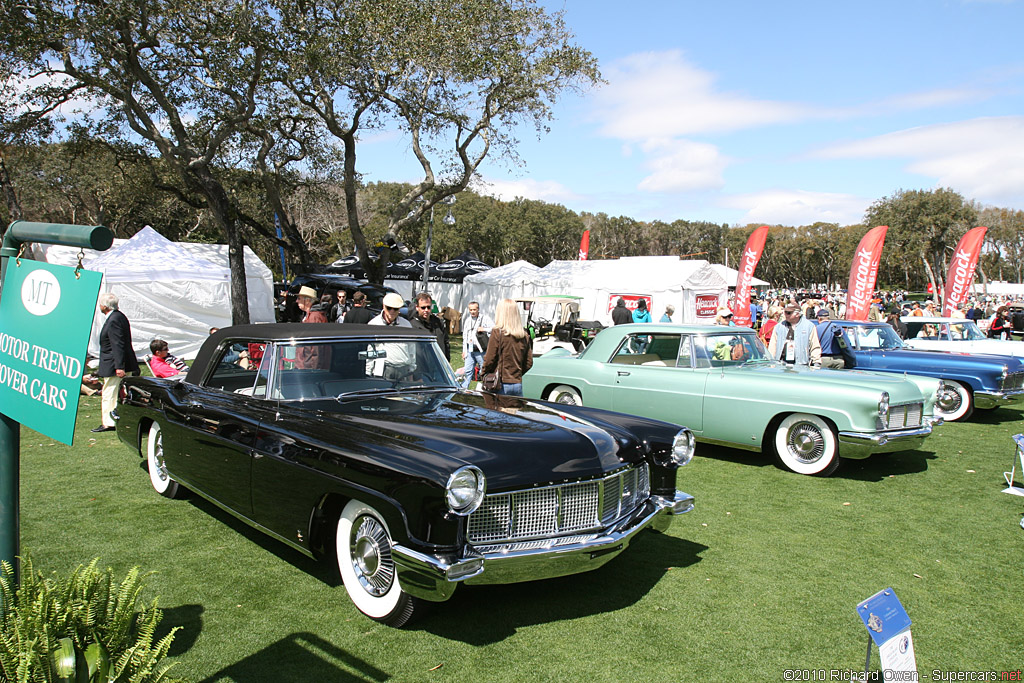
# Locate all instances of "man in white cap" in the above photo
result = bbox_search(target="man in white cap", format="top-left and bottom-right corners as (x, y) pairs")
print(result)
(368, 292), (413, 379)
(369, 292), (412, 328)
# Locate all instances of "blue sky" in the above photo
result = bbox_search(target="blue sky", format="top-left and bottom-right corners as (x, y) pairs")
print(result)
(363, 0), (1024, 227)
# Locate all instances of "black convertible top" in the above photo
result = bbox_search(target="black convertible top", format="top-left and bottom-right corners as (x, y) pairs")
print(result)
(187, 323), (434, 384)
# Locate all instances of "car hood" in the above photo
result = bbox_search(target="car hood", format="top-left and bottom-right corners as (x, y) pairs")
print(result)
(303, 391), (640, 490)
(861, 347), (1023, 374)
(732, 361), (933, 401)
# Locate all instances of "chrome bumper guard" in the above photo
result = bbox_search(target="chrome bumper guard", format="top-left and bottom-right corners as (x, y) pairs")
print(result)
(974, 389), (1024, 410)
(391, 490), (694, 603)
(837, 418), (940, 459)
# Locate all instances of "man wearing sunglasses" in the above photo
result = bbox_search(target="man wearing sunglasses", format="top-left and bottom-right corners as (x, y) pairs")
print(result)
(369, 292), (412, 328)
(407, 292), (450, 359)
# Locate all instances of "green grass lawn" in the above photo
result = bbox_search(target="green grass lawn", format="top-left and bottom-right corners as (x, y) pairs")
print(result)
(15, 366), (1024, 682)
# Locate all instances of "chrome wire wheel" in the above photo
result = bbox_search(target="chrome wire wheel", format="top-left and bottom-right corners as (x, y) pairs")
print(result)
(785, 422), (825, 464)
(336, 500), (419, 626)
(350, 516), (395, 597)
(772, 413), (839, 476)
(935, 381), (973, 421)
(146, 422), (180, 498)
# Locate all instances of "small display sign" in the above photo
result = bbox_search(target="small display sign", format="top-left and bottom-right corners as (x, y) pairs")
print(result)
(857, 588), (916, 676)
(0, 260), (102, 445)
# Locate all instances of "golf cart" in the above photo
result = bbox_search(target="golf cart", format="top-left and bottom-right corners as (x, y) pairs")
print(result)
(517, 296), (605, 356)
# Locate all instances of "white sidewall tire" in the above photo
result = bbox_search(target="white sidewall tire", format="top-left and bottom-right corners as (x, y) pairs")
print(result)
(337, 500), (405, 621)
(773, 413), (838, 476)
(147, 422), (179, 497)
(935, 381), (973, 421)
(547, 385), (582, 405)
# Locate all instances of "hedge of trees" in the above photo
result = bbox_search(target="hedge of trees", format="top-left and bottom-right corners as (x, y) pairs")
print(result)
(3, 141), (1022, 294)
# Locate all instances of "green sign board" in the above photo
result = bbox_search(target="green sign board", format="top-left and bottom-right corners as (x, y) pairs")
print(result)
(0, 260), (102, 445)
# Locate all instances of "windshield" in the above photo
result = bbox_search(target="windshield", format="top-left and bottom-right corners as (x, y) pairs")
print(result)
(272, 338), (457, 400)
(697, 333), (769, 366)
(846, 324), (905, 350)
(945, 321), (986, 341)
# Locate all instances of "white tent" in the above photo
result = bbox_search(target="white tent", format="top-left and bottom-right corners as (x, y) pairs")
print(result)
(32, 227), (275, 360)
(462, 260), (542, 317)
(384, 279), (465, 312)
(463, 256), (729, 325)
(709, 263), (770, 288)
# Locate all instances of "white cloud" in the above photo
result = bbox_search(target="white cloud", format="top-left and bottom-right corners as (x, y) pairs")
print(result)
(815, 116), (1024, 203)
(473, 176), (581, 205)
(594, 50), (808, 140)
(636, 138), (728, 192)
(721, 190), (870, 226)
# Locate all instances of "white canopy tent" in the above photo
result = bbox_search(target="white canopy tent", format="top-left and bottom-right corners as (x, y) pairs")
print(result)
(709, 263), (770, 288)
(971, 281), (1024, 298)
(461, 260), (542, 317)
(463, 256), (729, 325)
(31, 226), (275, 360)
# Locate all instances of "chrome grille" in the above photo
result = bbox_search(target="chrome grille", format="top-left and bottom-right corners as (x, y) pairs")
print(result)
(1002, 372), (1024, 391)
(876, 402), (923, 430)
(467, 463), (651, 545)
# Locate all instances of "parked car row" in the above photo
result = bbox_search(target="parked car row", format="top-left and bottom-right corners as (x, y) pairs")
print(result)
(112, 316), (1023, 627)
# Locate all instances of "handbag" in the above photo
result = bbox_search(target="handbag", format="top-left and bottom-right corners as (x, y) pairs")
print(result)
(481, 371), (501, 392)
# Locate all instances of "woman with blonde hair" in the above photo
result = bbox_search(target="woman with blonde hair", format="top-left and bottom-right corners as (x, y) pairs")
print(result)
(481, 299), (533, 396)
(760, 305), (783, 344)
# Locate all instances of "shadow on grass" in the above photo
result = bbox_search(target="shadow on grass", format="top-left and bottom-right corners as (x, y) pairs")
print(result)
(156, 604), (204, 657)
(694, 442), (772, 469)
(415, 530), (707, 644)
(836, 449), (937, 481)
(198, 632), (389, 683)
(177, 490), (341, 588)
(968, 407), (1023, 425)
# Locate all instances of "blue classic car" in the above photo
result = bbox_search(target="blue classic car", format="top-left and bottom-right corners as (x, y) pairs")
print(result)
(833, 320), (1024, 421)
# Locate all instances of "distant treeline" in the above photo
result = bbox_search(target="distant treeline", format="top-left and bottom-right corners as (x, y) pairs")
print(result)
(4, 142), (1023, 289)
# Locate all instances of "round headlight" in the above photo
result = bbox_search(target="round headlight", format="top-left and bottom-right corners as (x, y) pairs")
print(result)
(878, 391), (890, 418)
(671, 430), (695, 466)
(446, 466), (486, 515)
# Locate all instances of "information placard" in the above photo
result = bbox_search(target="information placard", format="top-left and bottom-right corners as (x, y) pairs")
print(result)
(0, 260), (102, 445)
(857, 588), (916, 676)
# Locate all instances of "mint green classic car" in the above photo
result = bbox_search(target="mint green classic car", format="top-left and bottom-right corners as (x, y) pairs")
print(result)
(523, 324), (942, 476)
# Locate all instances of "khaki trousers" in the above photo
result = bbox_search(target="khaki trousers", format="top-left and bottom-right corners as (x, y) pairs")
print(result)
(820, 356), (846, 370)
(100, 376), (123, 427)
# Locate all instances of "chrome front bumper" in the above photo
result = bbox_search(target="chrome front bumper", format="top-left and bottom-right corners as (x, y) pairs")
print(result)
(974, 389), (1024, 410)
(837, 418), (941, 459)
(391, 490), (694, 603)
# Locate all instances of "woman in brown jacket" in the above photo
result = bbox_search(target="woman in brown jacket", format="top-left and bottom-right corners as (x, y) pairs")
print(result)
(481, 298), (533, 395)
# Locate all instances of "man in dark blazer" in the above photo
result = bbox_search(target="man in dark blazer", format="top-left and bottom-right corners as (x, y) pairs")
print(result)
(93, 292), (139, 432)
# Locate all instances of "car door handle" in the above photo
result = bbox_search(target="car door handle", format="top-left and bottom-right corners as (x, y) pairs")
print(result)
(248, 450), (263, 459)
(617, 371), (630, 376)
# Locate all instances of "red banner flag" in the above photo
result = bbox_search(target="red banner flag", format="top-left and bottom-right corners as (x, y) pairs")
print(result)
(578, 230), (590, 261)
(730, 225), (769, 327)
(844, 225), (888, 321)
(941, 226), (987, 317)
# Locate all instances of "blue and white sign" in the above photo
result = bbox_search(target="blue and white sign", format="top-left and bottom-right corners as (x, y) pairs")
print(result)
(857, 588), (916, 676)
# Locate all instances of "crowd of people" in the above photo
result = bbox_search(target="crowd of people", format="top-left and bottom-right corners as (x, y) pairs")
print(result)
(86, 284), (1023, 429)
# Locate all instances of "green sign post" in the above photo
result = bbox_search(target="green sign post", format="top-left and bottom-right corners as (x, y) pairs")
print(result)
(0, 221), (112, 581)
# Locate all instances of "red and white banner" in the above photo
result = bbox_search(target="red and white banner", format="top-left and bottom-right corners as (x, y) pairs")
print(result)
(607, 294), (652, 314)
(695, 294), (720, 318)
(579, 229), (590, 260)
(844, 225), (888, 321)
(731, 225), (769, 327)
(941, 226), (987, 317)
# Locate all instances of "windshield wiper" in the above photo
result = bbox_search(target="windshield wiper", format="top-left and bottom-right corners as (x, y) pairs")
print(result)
(393, 385), (454, 393)
(335, 387), (399, 401)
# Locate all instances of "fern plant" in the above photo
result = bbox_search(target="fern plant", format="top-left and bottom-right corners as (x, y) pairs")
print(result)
(0, 554), (184, 682)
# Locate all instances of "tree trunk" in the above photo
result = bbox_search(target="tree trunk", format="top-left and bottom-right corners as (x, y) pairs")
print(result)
(0, 151), (22, 221)
(921, 255), (938, 304)
(226, 223), (251, 325)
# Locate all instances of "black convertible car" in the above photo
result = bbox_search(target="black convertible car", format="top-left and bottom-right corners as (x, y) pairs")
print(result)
(115, 324), (696, 626)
